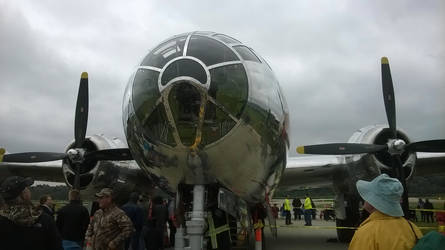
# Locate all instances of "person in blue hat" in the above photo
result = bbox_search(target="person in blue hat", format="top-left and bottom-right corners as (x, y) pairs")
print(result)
(349, 174), (422, 250)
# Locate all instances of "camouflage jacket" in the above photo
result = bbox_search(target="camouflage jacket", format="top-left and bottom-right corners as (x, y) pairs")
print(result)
(0, 204), (62, 250)
(85, 205), (134, 250)
(0, 203), (41, 226)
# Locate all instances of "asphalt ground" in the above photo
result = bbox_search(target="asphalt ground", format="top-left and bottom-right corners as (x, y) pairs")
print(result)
(264, 218), (349, 250)
(163, 218), (349, 250)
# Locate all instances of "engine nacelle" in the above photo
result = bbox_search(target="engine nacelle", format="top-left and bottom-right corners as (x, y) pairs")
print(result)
(347, 124), (416, 179)
(62, 135), (131, 197)
(332, 125), (416, 198)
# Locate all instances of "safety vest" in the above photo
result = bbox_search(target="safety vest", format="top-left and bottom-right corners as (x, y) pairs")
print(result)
(304, 197), (312, 210)
(284, 199), (291, 211)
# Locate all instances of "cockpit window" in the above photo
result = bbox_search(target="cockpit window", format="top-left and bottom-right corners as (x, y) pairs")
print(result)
(168, 82), (201, 146)
(213, 34), (240, 44)
(132, 69), (161, 122)
(187, 35), (239, 66)
(233, 46), (261, 63)
(161, 59), (207, 86)
(209, 64), (248, 118)
(201, 101), (236, 145)
(141, 36), (187, 68)
(144, 103), (176, 147)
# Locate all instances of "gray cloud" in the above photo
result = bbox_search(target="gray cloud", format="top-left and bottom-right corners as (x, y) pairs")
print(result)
(1, 0), (444, 157)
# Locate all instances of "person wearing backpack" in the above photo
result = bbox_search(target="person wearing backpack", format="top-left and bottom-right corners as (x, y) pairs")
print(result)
(349, 174), (422, 250)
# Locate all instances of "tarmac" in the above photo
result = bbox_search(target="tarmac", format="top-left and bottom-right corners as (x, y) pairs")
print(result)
(264, 218), (349, 250)
(165, 218), (349, 250)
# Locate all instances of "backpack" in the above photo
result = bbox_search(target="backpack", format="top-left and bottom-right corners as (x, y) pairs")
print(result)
(411, 229), (445, 250)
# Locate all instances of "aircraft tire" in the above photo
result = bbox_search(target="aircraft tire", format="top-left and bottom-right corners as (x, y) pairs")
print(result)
(336, 197), (360, 243)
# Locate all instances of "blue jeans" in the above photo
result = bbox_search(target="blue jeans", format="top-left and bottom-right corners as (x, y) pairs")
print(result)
(62, 240), (82, 250)
(304, 209), (312, 226)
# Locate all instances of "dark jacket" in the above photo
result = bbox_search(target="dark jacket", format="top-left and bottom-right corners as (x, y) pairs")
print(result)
(292, 199), (302, 208)
(40, 204), (55, 218)
(150, 204), (169, 229)
(56, 200), (90, 242)
(122, 201), (144, 232)
(0, 212), (62, 250)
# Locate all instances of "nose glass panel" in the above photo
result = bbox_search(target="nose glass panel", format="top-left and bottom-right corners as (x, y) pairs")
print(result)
(132, 69), (161, 122)
(141, 36), (187, 68)
(143, 103), (176, 147)
(201, 101), (236, 145)
(187, 35), (239, 66)
(208, 64), (248, 118)
(161, 59), (207, 86)
(168, 82), (201, 146)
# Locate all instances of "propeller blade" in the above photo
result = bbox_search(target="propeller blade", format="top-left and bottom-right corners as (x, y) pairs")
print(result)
(2, 152), (67, 163)
(406, 139), (445, 152)
(85, 148), (133, 161)
(297, 143), (387, 155)
(74, 163), (81, 190)
(74, 72), (89, 148)
(381, 57), (397, 138)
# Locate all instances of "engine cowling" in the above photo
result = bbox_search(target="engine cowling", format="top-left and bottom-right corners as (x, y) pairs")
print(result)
(347, 124), (417, 180)
(62, 135), (132, 196)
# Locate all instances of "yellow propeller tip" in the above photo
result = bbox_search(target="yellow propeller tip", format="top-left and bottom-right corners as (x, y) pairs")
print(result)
(0, 148), (5, 162)
(81, 72), (88, 79)
(381, 57), (389, 64)
(296, 146), (305, 154)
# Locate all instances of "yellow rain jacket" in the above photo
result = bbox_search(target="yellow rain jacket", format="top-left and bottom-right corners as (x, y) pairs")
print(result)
(304, 197), (312, 210)
(284, 199), (291, 211)
(349, 211), (422, 250)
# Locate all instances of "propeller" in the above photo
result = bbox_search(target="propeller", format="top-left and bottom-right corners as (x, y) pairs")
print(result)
(2, 72), (133, 190)
(297, 143), (387, 155)
(296, 57), (445, 217)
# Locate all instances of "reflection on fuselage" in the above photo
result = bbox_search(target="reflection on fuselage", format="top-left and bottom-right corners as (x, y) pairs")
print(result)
(123, 32), (289, 203)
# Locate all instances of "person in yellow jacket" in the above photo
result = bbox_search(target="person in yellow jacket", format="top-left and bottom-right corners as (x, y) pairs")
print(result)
(349, 174), (422, 250)
(303, 194), (313, 226)
(284, 196), (292, 225)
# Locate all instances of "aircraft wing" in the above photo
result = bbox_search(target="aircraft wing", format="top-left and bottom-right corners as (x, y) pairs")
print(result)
(279, 155), (346, 190)
(415, 152), (445, 176)
(279, 152), (445, 192)
(0, 159), (155, 196)
(0, 161), (65, 183)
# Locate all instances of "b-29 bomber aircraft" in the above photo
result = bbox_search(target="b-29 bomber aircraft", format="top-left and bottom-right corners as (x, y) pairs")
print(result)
(1, 31), (445, 249)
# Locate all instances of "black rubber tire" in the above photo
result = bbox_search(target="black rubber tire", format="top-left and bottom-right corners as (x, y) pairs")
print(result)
(336, 197), (360, 243)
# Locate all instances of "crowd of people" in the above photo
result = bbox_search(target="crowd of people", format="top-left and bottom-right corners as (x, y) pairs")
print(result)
(416, 197), (436, 223)
(271, 193), (321, 226)
(1, 174), (444, 250)
(0, 175), (174, 250)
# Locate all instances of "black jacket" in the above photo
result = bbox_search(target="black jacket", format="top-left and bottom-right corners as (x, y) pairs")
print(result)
(56, 200), (90, 242)
(122, 201), (144, 232)
(40, 204), (55, 218)
(0, 212), (62, 250)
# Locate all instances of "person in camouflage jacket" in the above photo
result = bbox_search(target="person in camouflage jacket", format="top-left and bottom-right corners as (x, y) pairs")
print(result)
(0, 176), (62, 250)
(85, 188), (134, 250)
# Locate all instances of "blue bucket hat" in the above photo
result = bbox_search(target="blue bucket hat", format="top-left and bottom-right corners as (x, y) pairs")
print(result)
(356, 174), (404, 217)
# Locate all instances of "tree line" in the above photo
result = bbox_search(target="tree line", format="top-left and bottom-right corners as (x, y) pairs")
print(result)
(29, 174), (445, 201)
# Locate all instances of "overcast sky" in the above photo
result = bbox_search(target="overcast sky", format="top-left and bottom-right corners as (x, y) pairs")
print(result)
(1, 0), (444, 157)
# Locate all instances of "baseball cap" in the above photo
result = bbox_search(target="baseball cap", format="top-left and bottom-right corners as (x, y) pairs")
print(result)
(0, 176), (34, 201)
(95, 188), (113, 198)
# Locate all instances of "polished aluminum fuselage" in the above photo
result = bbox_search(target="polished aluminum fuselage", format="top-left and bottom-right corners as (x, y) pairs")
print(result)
(122, 32), (289, 203)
